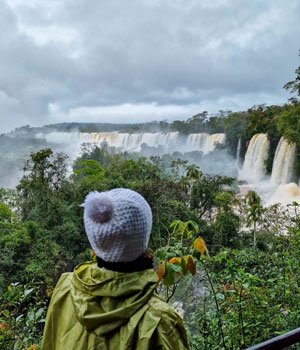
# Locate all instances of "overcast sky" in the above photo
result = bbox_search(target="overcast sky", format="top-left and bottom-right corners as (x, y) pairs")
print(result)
(0, 0), (299, 133)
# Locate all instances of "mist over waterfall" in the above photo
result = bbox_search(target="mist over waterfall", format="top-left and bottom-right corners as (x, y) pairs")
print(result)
(271, 137), (296, 185)
(239, 133), (270, 182)
(4, 126), (300, 206)
(185, 133), (226, 154)
(238, 133), (300, 206)
(236, 137), (242, 168)
(89, 131), (180, 152)
(36, 131), (226, 156)
(36, 131), (181, 154)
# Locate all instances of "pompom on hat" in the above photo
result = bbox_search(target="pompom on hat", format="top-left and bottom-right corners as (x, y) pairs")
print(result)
(82, 188), (152, 263)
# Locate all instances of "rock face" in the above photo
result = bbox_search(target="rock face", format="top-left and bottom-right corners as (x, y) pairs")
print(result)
(172, 268), (210, 320)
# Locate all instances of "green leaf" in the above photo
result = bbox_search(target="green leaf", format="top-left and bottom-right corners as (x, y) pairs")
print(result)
(216, 293), (225, 301)
(155, 248), (167, 260)
(163, 264), (176, 286)
(23, 288), (34, 299)
(2, 309), (10, 318)
(187, 220), (199, 234)
(171, 264), (182, 273)
(181, 257), (188, 275)
(16, 314), (24, 322)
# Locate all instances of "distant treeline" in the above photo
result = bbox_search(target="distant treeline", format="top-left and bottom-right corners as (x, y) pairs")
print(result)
(9, 101), (300, 161)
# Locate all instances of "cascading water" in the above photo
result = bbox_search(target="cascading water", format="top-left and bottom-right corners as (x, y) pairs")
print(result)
(88, 132), (180, 152)
(236, 137), (241, 168)
(239, 133), (270, 182)
(36, 131), (91, 144)
(238, 134), (300, 206)
(271, 137), (296, 185)
(33, 130), (300, 206)
(268, 183), (300, 206)
(186, 133), (226, 154)
(36, 131), (226, 155)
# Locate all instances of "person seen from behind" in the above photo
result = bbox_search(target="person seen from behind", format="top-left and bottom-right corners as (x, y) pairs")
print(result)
(42, 188), (189, 349)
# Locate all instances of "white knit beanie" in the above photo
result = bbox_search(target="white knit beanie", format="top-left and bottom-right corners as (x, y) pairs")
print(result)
(82, 188), (152, 262)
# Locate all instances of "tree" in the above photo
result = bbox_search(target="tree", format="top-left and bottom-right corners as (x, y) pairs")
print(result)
(284, 50), (300, 101)
(16, 149), (86, 267)
(17, 149), (69, 225)
(245, 191), (263, 248)
(186, 164), (201, 181)
(276, 104), (300, 144)
(189, 174), (234, 220)
(213, 210), (240, 249)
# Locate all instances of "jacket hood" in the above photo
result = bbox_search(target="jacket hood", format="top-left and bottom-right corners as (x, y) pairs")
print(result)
(70, 262), (158, 336)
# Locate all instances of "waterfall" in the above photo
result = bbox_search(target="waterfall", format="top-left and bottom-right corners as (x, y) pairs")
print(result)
(271, 137), (296, 185)
(36, 131), (226, 155)
(37, 131), (180, 153)
(236, 137), (241, 168)
(239, 133), (270, 181)
(186, 133), (226, 154)
(268, 183), (300, 206)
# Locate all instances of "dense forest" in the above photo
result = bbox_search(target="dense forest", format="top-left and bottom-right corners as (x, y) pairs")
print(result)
(0, 62), (300, 349)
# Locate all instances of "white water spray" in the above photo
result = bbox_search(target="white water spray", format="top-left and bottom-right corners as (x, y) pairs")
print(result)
(271, 137), (296, 185)
(36, 131), (226, 155)
(236, 137), (241, 169)
(186, 133), (226, 154)
(239, 133), (270, 182)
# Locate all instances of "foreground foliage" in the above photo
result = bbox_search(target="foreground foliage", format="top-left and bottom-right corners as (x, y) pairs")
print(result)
(0, 148), (299, 349)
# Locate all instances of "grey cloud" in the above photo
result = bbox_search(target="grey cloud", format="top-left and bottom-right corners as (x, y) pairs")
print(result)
(0, 0), (299, 132)
(57, 0), (300, 101)
(0, 1), (79, 131)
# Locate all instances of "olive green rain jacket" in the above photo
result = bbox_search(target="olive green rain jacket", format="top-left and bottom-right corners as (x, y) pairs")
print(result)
(42, 262), (189, 350)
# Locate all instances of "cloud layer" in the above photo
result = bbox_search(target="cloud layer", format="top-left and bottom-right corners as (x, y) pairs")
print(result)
(1, 0), (299, 132)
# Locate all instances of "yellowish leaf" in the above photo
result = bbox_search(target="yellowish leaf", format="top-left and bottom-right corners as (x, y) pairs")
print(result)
(169, 257), (182, 265)
(156, 263), (166, 281)
(194, 237), (209, 256)
(186, 255), (196, 275)
(26, 345), (37, 350)
(90, 249), (97, 262)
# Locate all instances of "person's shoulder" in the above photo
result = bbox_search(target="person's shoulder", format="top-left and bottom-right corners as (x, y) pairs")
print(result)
(147, 294), (189, 349)
(148, 294), (183, 323)
(50, 271), (73, 300)
(56, 271), (73, 287)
